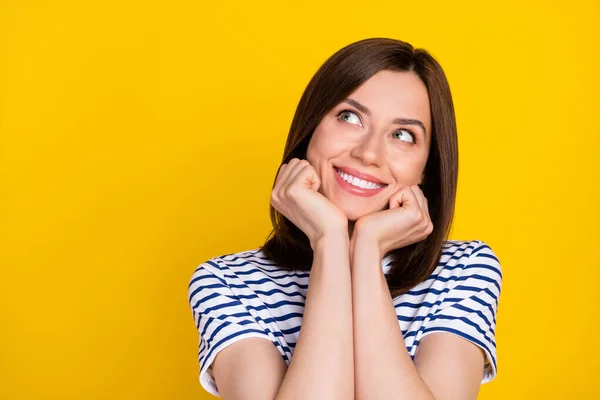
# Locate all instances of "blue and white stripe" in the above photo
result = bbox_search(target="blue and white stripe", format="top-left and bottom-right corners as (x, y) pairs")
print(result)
(188, 239), (502, 396)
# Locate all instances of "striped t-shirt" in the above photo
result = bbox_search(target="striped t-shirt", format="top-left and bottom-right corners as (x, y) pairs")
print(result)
(188, 239), (502, 396)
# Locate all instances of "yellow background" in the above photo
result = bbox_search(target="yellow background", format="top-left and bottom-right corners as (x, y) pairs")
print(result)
(1, 0), (598, 399)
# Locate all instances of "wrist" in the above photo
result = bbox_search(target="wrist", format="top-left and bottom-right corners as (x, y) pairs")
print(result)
(351, 230), (384, 262)
(310, 229), (350, 253)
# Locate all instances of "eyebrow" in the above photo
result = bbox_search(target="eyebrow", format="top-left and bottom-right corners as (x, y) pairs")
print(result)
(342, 98), (427, 136)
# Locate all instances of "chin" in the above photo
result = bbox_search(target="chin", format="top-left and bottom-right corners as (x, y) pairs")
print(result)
(341, 205), (383, 222)
(328, 191), (390, 221)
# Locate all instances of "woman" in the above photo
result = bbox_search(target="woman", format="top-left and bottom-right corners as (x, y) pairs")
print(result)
(188, 37), (502, 399)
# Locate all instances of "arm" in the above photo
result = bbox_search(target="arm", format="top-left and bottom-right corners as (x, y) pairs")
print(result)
(274, 233), (354, 400)
(213, 338), (287, 400)
(212, 157), (354, 399)
(350, 235), (485, 400)
(212, 233), (354, 400)
(350, 236), (435, 400)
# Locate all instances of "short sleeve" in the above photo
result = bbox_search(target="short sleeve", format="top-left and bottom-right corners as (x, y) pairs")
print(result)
(420, 240), (503, 383)
(188, 259), (273, 396)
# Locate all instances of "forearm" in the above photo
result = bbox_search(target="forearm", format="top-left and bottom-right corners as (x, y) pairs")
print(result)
(276, 233), (354, 400)
(351, 239), (434, 400)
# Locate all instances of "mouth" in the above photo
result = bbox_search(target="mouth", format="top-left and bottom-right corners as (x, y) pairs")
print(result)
(333, 167), (388, 197)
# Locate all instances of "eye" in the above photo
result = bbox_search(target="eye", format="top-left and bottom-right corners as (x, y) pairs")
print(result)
(337, 109), (417, 145)
(336, 110), (362, 126)
(392, 129), (417, 144)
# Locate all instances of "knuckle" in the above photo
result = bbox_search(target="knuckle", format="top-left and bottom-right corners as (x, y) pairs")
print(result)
(410, 211), (424, 224)
(425, 223), (434, 235)
(354, 216), (369, 231)
(299, 160), (310, 169)
(284, 186), (296, 198)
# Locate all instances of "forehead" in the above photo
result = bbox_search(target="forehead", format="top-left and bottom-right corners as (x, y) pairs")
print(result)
(346, 70), (431, 128)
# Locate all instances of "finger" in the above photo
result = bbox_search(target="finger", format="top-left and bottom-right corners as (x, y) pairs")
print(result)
(388, 187), (405, 209)
(297, 163), (321, 190)
(413, 185), (432, 221)
(403, 186), (421, 213)
(389, 186), (418, 210)
(276, 158), (300, 190)
(283, 159), (311, 189)
(410, 185), (427, 215)
(273, 163), (288, 191)
(411, 185), (433, 233)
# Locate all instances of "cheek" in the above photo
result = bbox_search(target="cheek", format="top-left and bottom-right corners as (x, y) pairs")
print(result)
(390, 158), (427, 184)
(306, 138), (327, 167)
(307, 124), (346, 161)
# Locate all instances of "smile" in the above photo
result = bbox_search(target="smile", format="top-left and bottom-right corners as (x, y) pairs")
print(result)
(335, 168), (384, 189)
(333, 167), (388, 197)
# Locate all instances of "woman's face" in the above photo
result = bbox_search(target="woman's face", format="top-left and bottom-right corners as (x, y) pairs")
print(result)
(306, 69), (432, 221)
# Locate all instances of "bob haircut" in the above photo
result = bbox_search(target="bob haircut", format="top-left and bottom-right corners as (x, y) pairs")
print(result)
(260, 37), (458, 298)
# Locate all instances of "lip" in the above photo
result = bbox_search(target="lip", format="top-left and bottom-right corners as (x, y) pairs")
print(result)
(335, 166), (386, 184)
(333, 167), (387, 197)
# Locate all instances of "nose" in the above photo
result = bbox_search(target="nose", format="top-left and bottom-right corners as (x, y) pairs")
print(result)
(350, 129), (385, 167)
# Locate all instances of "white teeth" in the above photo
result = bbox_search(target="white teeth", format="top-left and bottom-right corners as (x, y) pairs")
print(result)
(336, 168), (384, 189)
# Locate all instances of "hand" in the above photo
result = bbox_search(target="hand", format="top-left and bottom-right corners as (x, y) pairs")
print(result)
(351, 185), (433, 256)
(271, 158), (348, 249)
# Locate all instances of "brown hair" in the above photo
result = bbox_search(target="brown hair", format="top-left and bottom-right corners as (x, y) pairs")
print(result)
(260, 37), (458, 299)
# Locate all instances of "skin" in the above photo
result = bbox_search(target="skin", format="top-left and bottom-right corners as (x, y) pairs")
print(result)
(306, 69), (431, 237)
(212, 70), (485, 399)
(305, 69), (485, 399)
